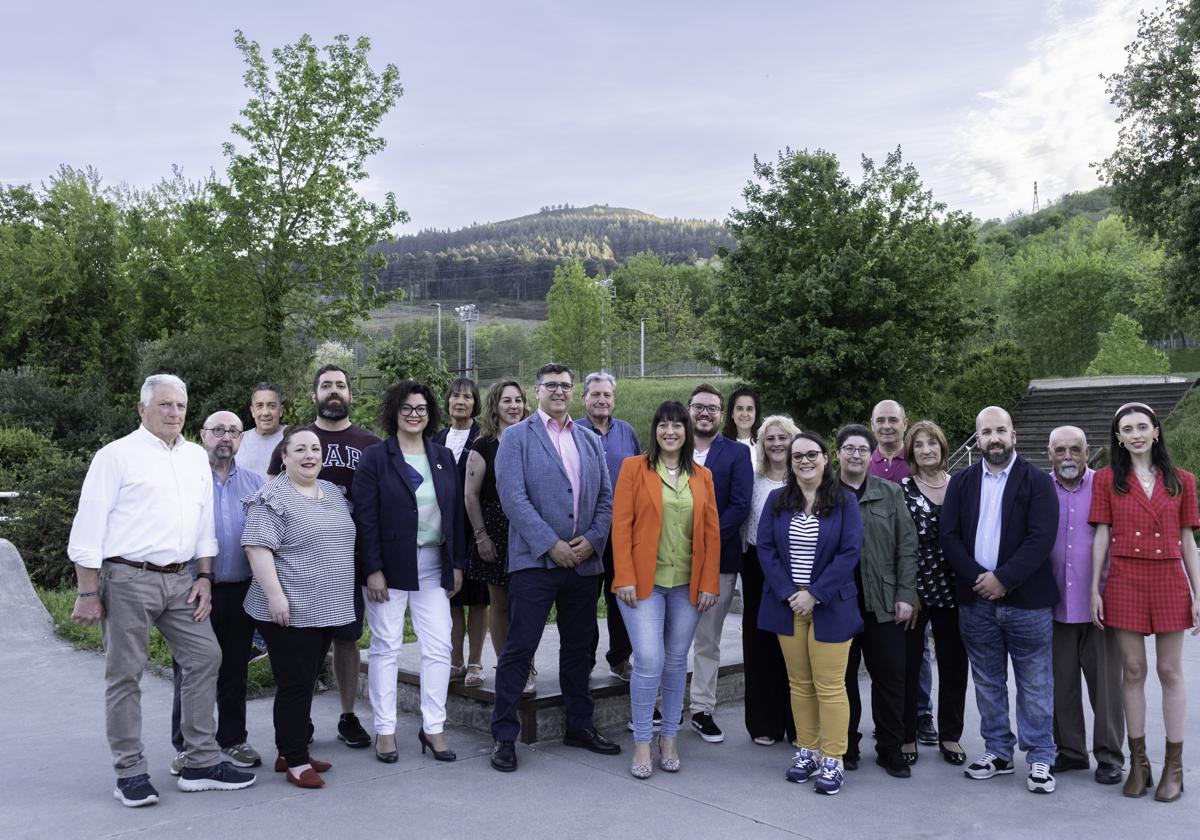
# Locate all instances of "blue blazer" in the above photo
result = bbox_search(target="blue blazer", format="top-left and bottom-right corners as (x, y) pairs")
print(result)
(755, 488), (864, 643)
(434, 421), (480, 546)
(704, 434), (754, 573)
(939, 454), (1060, 610)
(495, 413), (612, 576)
(352, 436), (466, 591)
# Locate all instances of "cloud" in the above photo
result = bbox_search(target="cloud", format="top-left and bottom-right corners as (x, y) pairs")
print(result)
(937, 0), (1153, 220)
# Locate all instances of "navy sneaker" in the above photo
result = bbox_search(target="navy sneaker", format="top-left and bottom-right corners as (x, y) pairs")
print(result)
(785, 748), (820, 783)
(113, 774), (159, 807)
(813, 757), (845, 795)
(177, 762), (256, 792)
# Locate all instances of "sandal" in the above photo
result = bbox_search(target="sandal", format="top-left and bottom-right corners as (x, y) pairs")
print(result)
(464, 663), (485, 687)
(752, 736), (777, 746)
(449, 664), (466, 682)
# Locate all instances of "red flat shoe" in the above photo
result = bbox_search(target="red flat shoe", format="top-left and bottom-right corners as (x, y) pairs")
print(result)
(275, 756), (332, 773)
(285, 766), (325, 789)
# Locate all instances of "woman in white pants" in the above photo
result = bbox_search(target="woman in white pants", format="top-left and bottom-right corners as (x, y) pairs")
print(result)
(352, 380), (466, 763)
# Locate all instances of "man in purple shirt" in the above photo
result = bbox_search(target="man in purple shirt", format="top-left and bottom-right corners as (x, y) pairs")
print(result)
(869, 400), (911, 483)
(1046, 426), (1124, 785)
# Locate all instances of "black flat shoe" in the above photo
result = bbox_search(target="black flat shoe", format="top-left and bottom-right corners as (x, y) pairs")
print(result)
(1095, 761), (1122, 785)
(877, 752), (912, 778)
(374, 736), (398, 764)
(418, 730), (456, 762)
(939, 742), (966, 766)
(901, 743), (918, 765)
(491, 740), (517, 772)
(563, 728), (621, 755)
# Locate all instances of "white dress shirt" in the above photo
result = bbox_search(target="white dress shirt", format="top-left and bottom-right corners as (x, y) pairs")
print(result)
(67, 426), (219, 569)
(973, 452), (1016, 572)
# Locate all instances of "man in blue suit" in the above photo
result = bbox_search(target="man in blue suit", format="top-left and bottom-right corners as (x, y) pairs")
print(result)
(687, 383), (753, 743)
(940, 406), (1060, 794)
(489, 363), (618, 771)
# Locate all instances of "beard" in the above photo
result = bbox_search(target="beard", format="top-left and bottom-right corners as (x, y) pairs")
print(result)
(983, 441), (1014, 466)
(1056, 461), (1080, 480)
(317, 396), (349, 421)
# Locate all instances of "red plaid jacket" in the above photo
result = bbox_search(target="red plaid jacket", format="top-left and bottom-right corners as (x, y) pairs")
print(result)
(1088, 467), (1200, 560)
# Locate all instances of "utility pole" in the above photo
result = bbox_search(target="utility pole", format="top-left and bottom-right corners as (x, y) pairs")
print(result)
(1032, 181), (1040, 214)
(639, 316), (646, 378)
(454, 304), (480, 379)
(429, 302), (443, 367)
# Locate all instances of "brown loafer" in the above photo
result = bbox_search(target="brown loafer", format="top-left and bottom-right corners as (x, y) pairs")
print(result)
(275, 756), (332, 773)
(286, 766), (325, 789)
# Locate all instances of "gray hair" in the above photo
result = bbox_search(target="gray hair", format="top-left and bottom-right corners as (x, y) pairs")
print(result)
(140, 374), (188, 405)
(583, 371), (617, 395)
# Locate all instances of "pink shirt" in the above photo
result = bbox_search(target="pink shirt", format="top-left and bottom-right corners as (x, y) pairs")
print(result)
(538, 408), (581, 534)
(869, 447), (910, 482)
(1051, 468), (1097, 624)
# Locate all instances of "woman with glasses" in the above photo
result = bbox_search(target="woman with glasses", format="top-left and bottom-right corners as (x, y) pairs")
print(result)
(352, 380), (465, 764)
(756, 431), (863, 796)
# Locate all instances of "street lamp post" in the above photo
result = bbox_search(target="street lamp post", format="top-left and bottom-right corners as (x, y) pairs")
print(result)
(429, 302), (443, 367)
(454, 304), (480, 379)
(639, 316), (646, 378)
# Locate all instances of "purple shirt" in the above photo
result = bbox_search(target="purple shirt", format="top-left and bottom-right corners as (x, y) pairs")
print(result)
(869, 447), (910, 483)
(537, 408), (581, 533)
(1050, 467), (1096, 624)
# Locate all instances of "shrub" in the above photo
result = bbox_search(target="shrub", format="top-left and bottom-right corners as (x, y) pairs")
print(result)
(0, 367), (131, 455)
(1085, 313), (1170, 376)
(930, 341), (1032, 446)
(7, 449), (90, 589)
(1164, 388), (1200, 477)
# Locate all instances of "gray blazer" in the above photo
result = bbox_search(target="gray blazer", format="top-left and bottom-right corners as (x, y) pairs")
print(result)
(495, 412), (612, 576)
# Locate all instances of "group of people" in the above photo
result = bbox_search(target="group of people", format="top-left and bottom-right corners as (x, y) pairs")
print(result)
(66, 366), (1199, 807)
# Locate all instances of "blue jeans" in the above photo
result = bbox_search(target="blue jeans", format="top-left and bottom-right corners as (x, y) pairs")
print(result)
(959, 598), (1056, 765)
(617, 585), (703, 743)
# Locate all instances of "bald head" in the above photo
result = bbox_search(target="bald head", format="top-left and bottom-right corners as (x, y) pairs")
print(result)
(975, 406), (1016, 470)
(200, 410), (244, 465)
(1048, 426), (1088, 488)
(871, 399), (907, 456)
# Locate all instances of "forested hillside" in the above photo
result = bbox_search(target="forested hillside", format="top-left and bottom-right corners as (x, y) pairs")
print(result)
(371, 204), (733, 300)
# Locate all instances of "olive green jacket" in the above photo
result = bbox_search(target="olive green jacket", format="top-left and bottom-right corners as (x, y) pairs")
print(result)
(856, 474), (919, 622)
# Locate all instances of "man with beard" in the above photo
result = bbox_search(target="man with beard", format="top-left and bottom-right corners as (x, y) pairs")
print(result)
(686, 384), (752, 744)
(268, 365), (381, 749)
(940, 406), (1060, 794)
(168, 410), (265, 775)
(1045, 426), (1124, 785)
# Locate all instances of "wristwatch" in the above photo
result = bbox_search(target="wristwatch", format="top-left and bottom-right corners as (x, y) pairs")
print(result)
(196, 572), (216, 582)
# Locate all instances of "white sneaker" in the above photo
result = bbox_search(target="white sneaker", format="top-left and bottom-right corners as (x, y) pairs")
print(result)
(169, 751), (186, 776)
(522, 666), (537, 697)
(1027, 762), (1056, 793)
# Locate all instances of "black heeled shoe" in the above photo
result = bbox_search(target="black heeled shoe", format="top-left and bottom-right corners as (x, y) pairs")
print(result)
(419, 730), (457, 762)
(375, 735), (399, 764)
(939, 741), (966, 766)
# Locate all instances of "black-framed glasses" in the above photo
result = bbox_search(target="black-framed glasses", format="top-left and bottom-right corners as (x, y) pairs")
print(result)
(688, 403), (721, 415)
(839, 445), (871, 457)
(539, 382), (573, 392)
(203, 426), (243, 438)
(791, 450), (824, 463)
(398, 404), (429, 417)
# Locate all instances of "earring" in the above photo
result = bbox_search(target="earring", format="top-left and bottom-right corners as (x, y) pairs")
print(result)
(1118, 441), (1126, 449)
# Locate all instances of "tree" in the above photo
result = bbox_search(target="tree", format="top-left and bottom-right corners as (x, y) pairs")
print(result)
(201, 32), (407, 358)
(1100, 0), (1200, 310)
(537, 260), (606, 376)
(710, 148), (977, 431)
(1085, 314), (1170, 376)
(611, 252), (716, 370)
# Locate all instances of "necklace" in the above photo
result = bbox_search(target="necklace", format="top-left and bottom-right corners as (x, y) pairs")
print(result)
(664, 462), (680, 475)
(916, 472), (948, 489)
(1136, 469), (1156, 494)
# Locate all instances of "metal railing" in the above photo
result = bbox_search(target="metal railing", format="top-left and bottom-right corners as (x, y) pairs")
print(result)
(947, 433), (977, 473)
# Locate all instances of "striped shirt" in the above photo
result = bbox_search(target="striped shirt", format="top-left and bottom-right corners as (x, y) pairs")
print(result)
(788, 511), (819, 587)
(241, 476), (357, 628)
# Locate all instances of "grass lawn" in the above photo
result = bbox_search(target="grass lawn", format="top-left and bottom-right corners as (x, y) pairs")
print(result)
(559, 375), (735, 442)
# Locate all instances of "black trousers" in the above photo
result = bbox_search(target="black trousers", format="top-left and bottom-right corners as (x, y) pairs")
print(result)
(256, 620), (332, 767)
(903, 605), (968, 743)
(590, 540), (632, 669)
(845, 611), (907, 758)
(492, 567), (599, 742)
(171, 580), (255, 751)
(741, 547), (795, 742)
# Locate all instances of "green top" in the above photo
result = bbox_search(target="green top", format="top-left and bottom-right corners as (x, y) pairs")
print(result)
(406, 454), (443, 547)
(654, 462), (694, 588)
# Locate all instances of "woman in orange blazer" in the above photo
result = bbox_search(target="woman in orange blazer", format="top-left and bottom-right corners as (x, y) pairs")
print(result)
(612, 400), (720, 779)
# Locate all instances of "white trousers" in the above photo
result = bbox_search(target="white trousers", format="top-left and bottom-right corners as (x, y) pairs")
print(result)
(364, 546), (452, 735)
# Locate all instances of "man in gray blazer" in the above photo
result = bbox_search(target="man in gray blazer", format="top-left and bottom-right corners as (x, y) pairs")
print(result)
(489, 363), (618, 771)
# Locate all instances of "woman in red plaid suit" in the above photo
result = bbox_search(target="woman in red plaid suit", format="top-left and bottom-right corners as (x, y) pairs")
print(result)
(1089, 402), (1200, 803)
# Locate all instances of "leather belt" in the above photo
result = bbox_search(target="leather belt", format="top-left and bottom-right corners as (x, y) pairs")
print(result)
(104, 556), (189, 574)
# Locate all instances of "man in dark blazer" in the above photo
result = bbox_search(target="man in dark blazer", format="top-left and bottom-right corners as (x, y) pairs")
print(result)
(686, 383), (753, 743)
(940, 406), (1061, 794)
(488, 363), (617, 771)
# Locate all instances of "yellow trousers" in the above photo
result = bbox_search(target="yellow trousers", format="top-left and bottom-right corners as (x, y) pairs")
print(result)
(777, 612), (851, 758)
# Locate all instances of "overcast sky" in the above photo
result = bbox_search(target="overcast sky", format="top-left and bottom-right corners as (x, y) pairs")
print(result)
(3, 0), (1153, 233)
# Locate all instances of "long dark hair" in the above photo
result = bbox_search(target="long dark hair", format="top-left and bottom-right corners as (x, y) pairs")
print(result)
(775, 431), (841, 517)
(645, 401), (695, 475)
(1110, 402), (1182, 496)
(722, 386), (762, 442)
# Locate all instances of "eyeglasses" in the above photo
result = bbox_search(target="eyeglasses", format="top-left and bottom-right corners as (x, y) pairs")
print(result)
(539, 382), (573, 392)
(839, 445), (871, 456)
(203, 426), (242, 438)
(398, 404), (429, 417)
(688, 403), (721, 416)
(791, 450), (824, 463)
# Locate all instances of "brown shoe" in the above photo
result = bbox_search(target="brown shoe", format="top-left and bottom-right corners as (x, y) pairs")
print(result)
(1154, 740), (1184, 803)
(1123, 735), (1154, 797)
(275, 756), (332, 773)
(285, 766), (325, 789)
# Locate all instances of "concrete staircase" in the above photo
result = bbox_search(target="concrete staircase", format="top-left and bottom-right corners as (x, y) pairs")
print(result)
(1010, 376), (1197, 472)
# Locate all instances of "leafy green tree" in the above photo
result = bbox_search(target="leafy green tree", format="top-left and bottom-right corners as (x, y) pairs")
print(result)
(710, 148), (977, 431)
(538, 260), (606, 376)
(925, 341), (1032, 447)
(1085, 314), (1170, 376)
(201, 31), (407, 358)
(611, 252), (716, 368)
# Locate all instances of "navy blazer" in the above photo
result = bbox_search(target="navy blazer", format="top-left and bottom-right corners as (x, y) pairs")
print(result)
(352, 436), (466, 591)
(755, 488), (864, 643)
(434, 421), (480, 546)
(703, 434), (754, 573)
(939, 454), (1060, 610)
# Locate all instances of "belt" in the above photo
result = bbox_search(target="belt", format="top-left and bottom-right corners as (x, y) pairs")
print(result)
(214, 579), (252, 587)
(104, 556), (189, 574)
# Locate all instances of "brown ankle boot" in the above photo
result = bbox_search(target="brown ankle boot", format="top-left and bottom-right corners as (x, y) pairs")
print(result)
(1123, 735), (1154, 797)
(1154, 740), (1183, 802)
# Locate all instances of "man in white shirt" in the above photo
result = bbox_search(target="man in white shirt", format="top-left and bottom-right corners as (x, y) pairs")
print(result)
(68, 374), (256, 807)
(235, 381), (286, 478)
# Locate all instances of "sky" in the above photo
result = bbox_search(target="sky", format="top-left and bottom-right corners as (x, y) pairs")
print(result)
(2, 0), (1156, 233)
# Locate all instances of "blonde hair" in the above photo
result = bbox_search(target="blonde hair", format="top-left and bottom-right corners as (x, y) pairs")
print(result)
(754, 414), (801, 476)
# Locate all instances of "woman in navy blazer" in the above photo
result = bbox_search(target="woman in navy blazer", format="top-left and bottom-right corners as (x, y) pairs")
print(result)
(352, 380), (466, 764)
(757, 431), (863, 796)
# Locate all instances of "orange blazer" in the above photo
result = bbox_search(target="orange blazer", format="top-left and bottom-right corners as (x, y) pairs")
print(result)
(611, 455), (721, 604)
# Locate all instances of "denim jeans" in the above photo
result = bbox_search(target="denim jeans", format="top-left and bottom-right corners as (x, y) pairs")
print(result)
(618, 584), (703, 743)
(959, 598), (1056, 765)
